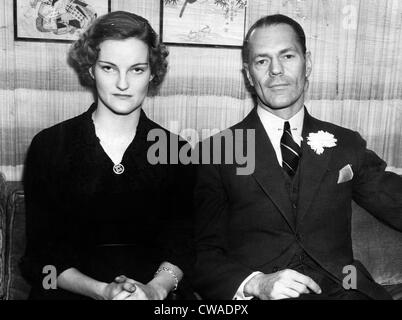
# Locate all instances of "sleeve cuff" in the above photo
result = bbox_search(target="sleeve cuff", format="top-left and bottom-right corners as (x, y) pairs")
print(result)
(233, 271), (262, 300)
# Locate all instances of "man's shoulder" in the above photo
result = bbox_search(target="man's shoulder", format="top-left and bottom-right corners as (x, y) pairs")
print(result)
(211, 108), (257, 140)
(230, 108), (257, 131)
(308, 115), (363, 146)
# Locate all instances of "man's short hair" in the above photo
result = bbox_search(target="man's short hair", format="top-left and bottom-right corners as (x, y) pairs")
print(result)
(242, 14), (307, 63)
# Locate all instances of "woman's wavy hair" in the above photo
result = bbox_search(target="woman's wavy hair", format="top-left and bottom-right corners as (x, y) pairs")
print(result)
(68, 11), (168, 92)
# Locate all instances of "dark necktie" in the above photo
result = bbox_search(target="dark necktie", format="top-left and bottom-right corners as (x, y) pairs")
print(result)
(280, 121), (302, 177)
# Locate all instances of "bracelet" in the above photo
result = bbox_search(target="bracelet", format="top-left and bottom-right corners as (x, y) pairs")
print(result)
(154, 266), (179, 291)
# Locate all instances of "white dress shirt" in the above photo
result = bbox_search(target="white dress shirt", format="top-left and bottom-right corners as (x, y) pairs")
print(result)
(257, 106), (304, 166)
(233, 106), (305, 300)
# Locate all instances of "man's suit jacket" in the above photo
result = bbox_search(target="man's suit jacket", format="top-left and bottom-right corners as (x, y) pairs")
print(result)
(193, 107), (402, 300)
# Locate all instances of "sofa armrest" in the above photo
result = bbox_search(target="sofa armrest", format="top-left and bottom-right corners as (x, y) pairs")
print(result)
(352, 201), (402, 299)
(0, 172), (7, 299)
(4, 186), (31, 300)
(384, 285), (402, 300)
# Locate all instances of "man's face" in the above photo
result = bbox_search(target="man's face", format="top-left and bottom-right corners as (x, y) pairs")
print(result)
(244, 24), (312, 115)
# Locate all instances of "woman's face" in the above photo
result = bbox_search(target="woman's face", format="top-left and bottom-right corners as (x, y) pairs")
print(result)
(91, 37), (153, 115)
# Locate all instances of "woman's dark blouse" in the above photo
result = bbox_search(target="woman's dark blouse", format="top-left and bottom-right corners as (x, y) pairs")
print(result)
(21, 104), (195, 299)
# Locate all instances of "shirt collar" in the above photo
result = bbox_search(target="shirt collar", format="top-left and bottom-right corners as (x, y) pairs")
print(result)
(257, 106), (305, 144)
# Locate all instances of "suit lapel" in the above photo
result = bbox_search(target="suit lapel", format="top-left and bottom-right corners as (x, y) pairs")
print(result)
(244, 109), (296, 232)
(297, 110), (333, 224)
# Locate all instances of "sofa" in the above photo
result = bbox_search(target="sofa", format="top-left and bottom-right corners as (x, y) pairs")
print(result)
(0, 171), (401, 300)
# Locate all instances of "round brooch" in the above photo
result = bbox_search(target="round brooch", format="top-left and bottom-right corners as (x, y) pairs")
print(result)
(113, 163), (125, 175)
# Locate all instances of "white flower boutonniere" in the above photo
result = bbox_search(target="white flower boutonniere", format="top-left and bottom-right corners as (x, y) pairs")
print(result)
(307, 131), (337, 155)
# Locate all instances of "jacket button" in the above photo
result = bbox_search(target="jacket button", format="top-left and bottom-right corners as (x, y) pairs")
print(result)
(272, 266), (279, 272)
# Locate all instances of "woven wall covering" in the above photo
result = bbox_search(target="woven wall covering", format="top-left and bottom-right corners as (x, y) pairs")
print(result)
(1, 0), (401, 180)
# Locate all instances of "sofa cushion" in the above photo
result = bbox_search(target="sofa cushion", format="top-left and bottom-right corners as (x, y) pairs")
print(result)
(352, 201), (402, 287)
(0, 172), (7, 299)
(5, 187), (31, 300)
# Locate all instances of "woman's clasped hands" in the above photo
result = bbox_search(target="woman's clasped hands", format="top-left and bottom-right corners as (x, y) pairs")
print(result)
(103, 275), (166, 300)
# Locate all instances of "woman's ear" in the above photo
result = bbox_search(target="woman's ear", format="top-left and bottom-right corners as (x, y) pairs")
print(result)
(149, 74), (154, 82)
(89, 67), (94, 79)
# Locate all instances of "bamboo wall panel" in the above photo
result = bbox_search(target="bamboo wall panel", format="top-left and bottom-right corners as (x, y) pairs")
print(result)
(0, 0), (401, 181)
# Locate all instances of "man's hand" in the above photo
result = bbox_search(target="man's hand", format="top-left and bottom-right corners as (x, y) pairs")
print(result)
(244, 269), (322, 300)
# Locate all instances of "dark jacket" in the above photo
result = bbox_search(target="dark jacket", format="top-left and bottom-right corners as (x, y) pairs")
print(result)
(21, 104), (195, 299)
(194, 107), (402, 299)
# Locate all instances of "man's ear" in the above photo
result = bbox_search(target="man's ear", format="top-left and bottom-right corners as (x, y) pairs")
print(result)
(243, 63), (254, 87)
(305, 51), (312, 78)
(149, 74), (154, 82)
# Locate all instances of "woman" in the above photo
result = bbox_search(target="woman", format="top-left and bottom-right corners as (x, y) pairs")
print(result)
(21, 11), (194, 300)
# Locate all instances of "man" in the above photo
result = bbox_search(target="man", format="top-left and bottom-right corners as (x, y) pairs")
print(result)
(193, 14), (402, 300)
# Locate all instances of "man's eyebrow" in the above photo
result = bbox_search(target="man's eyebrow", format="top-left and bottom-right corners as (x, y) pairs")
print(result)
(278, 47), (299, 54)
(251, 53), (270, 60)
(252, 47), (299, 59)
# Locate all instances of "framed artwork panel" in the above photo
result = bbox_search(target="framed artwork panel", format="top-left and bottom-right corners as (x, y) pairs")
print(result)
(160, 0), (247, 48)
(14, 0), (111, 43)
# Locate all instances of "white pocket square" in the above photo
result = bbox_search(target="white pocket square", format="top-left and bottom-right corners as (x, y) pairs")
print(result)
(337, 164), (354, 184)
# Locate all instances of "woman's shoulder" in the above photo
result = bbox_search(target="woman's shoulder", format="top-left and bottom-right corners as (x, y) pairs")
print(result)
(31, 111), (89, 150)
(140, 111), (187, 148)
(33, 113), (85, 143)
(141, 111), (171, 134)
